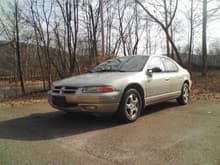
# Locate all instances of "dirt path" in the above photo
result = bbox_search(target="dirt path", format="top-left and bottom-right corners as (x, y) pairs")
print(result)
(0, 101), (219, 165)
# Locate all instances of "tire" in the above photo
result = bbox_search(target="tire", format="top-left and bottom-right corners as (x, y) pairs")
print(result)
(177, 83), (190, 105)
(117, 88), (143, 123)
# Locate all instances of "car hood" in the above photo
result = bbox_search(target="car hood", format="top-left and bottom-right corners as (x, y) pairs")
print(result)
(54, 72), (140, 87)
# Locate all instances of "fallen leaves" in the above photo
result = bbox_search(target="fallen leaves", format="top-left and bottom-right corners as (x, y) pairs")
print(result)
(0, 92), (47, 107)
(191, 71), (220, 101)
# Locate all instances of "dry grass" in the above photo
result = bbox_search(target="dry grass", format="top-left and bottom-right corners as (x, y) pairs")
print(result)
(0, 80), (45, 87)
(0, 91), (48, 107)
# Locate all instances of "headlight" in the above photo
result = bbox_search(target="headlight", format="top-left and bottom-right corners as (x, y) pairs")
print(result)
(82, 86), (114, 93)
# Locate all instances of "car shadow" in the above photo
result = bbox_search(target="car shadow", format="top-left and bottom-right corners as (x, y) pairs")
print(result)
(142, 101), (178, 116)
(0, 101), (178, 141)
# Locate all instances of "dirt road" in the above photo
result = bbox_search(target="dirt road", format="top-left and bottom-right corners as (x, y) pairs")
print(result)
(0, 101), (219, 165)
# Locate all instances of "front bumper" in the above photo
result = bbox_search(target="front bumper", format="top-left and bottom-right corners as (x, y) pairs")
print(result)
(48, 91), (120, 113)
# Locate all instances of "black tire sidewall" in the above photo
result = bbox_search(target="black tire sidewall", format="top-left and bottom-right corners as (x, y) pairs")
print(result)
(178, 83), (189, 105)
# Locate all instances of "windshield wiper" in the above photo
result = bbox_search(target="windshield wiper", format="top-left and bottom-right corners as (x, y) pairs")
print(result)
(97, 69), (117, 72)
(93, 69), (126, 73)
(118, 70), (127, 72)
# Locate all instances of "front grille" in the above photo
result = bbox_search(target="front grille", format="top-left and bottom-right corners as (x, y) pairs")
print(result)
(52, 86), (78, 94)
(52, 96), (78, 108)
(54, 86), (62, 89)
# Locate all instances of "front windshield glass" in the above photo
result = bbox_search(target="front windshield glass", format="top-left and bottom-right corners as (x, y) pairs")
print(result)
(91, 56), (149, 73)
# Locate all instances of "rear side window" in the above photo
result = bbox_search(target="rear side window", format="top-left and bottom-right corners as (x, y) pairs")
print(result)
(163, 58), (178, 72)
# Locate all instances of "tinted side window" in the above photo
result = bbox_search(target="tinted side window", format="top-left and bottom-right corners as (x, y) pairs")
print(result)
(148, 57), (165, 72)
(163, 59), (178, 72)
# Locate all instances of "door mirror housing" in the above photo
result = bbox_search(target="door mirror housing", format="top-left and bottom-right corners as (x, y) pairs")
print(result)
(146, 69), (153, 77)
(151, 67), (162, 73)
(147, 67), (162, 76)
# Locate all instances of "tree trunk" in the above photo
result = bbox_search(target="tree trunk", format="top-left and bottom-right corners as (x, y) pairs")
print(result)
(165, 29), (183, 66)
(163, 0), (170, 57)
(15, 0), (25, 95)
(188, 0), (194, 71)
(133, 1), (139, 55)
(202, 0), (208, 76)
(100, 0), (105, 56)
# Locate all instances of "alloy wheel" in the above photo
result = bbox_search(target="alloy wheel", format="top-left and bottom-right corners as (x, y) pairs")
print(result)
(125, 94), (139, 120)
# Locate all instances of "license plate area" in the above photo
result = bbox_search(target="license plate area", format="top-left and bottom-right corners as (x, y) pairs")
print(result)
(52, 96), (78, 107)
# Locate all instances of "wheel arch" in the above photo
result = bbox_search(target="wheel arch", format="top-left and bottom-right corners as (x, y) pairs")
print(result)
(184, 80), (189, 85)
(183, 79), (191, 90)
(120, 83), (145, 108)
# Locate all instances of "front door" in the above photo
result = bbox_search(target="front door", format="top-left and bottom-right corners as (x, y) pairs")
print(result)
(145, 57), (170, 104)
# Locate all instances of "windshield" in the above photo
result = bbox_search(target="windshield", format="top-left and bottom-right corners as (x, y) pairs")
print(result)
(91, 56), (149, 73)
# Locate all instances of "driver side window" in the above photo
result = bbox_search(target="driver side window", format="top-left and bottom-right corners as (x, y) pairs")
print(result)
(148, 57), (165, 72)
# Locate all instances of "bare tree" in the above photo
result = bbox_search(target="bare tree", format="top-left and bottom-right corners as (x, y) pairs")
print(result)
(26, 0), (54, 88)
(0, 0), (25, 95)
(181, 0), (199, 69)
(117, 0), (128, 56)
(114, 0), (140, 56)
(82, 0), (102, 62)
(29, 0), (46, 89)
(105, 1), (115, 55)
(164, 0), (171, 57)
(14, 0), (25, 94)
(100, 0), (105, 55)
(201, 0), (220, 76)
(136, 0), (183, 65)
(202, 0), (207, 76)
(132, 1), (139, 55)
(56, 0), (79, 75)
(188, 0), (194, 70)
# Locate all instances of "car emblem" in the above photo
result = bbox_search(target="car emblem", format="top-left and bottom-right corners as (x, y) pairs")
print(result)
(59, 87), (65, 95)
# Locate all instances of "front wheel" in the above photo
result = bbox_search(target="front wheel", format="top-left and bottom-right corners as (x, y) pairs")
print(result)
(117, 88), (143, 123)
(177, 83), (190, 105)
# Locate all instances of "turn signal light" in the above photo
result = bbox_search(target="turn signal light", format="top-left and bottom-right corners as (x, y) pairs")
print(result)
(99, 86), (114, 92)
(82, 86), (114, 93)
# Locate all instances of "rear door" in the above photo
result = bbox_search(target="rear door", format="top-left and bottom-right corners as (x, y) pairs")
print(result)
(162, 58), (182, 97)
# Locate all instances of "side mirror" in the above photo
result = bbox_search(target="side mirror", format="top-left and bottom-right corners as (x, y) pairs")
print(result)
(146, 69), (153, 77)
(152, 67), (162, 73)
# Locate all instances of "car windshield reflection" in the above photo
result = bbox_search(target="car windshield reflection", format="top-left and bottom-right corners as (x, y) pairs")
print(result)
(91, 56), (149, 73)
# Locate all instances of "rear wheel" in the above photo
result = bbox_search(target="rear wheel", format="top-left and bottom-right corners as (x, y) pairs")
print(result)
(117, 88), (143, 122)
(177, 83), (189, 105)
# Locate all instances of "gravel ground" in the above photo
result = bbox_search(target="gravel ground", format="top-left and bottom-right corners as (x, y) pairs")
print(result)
(0, 100), (219, 165)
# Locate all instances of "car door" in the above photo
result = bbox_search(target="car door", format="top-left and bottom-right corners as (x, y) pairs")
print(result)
(145, 57), (170, 104)
(162, 58), (183, 98)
